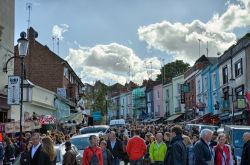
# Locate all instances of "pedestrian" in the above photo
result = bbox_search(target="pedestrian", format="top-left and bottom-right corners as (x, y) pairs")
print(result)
(193, 129), (213, 165)
(63, 141), (77, 165)
(183, 135), (194, 165)
(213, 133), (233, 165)
(122, 134), (129, 165)
(100, 140), (113, 165)
(240, 132), (250, 165)
(39, 136), (57, 165)
(126, 129), (147, 165)
(144, 132), (152, 165)
(30, 133), (42, 165)
(163, 132), (171, 148)
(82, 135), (103, 165)
(164, 125), (187, 165)
(210, 131), (218, 148)
(107, 131), (123, 165)
(149, 132), (167, 165)
(0, 141), (4, 165)
(3, 137), (15, 165)
(20, 141), (32, 165)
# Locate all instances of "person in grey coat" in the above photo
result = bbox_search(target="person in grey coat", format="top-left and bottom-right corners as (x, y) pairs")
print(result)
(164, 125), (187, 165)
(193, 129), (213, 165)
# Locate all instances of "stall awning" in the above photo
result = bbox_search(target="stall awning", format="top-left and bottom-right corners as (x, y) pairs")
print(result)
(60, 112), (83, 124)
(166, 114), (183, 121)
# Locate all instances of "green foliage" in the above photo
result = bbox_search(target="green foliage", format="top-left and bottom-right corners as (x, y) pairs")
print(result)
(156, 60), (190, 82)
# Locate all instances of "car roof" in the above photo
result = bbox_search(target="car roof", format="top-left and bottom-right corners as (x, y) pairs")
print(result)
(80, 125), (109, 129)
(225, 125), (250, 130)
(71, 133), (100, 139)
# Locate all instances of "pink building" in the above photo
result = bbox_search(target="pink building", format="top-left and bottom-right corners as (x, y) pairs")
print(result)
(153, 84), (163, 117)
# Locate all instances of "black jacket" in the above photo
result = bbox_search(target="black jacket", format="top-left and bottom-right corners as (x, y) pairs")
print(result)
(241, 140), (250, 165)
(30, 144), (42, 165)
(164, 135), (187, 165)
(193, 139), (212, 165)
(107, 139), (124, 159)
(38, 150), (56, 165)
(20, 150), (31, 165)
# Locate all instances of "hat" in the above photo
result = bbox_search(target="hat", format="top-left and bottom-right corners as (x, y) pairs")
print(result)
(65, 141), (71, 147)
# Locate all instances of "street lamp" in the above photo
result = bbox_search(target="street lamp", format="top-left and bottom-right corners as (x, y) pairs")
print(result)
(105, 94), (108, 125)
(230, 78), (235, 125)
(17, 32), (28, 144)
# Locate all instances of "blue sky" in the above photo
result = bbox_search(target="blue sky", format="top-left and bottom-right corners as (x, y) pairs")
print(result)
(15, 0), (250, 85)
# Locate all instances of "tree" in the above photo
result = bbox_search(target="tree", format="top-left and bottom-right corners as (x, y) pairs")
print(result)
(156, 60), (190, 82)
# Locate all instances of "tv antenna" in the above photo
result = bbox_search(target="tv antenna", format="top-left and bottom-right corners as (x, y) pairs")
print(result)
(26, 2), (32, 28)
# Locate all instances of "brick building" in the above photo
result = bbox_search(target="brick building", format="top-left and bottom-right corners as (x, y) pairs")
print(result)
(14, 27), (84, 111)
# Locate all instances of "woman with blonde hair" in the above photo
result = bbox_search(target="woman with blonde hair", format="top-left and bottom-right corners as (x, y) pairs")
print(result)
(183, 135), (194, 165)
(213, 133), (233, 165)
(39, 136), (56, 165)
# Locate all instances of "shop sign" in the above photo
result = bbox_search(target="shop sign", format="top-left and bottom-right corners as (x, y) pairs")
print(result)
(5, 121), (42, 133)
(237, 98), (246, 109)
(7, 76), (20, 105)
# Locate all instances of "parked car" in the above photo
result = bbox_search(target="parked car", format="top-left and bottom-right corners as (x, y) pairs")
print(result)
(185, 124), (219, 133)
(79, 125), (109, 134)
(109, 119), (126, 127)
(224, 125), (250, 164)
(70, 133), (100, 156)
(13, 143), (82, 165)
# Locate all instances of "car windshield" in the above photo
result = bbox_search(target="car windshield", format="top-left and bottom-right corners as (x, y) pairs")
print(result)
(71, 137), (90, 150)
(80, 127), (107, 134)
(233, 129), (248, 148)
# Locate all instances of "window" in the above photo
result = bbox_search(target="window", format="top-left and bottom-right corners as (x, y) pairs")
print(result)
(198, 80), (201, 94)
(166, 89), (169, 98)
(157, 90), (160, 99)
(213, 74), (216, 89)
(177, 83), (181, 94)
(64, 67), (69, 79)
(235, 59), (243, 77)
(222, 66), (228, 84)
(204, 77), (208, 91)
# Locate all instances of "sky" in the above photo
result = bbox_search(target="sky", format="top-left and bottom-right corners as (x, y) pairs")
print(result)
(15, 0), (250, 85)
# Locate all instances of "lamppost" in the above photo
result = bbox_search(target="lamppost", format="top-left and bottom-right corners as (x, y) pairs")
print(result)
(17, 32), (28, 143)
(105, 94), (108, 125)
(3, 32), (28, 144)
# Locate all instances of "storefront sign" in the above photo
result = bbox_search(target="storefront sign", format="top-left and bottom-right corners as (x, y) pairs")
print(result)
(5, 121), (42, 133)
(7, 76), (20, 105)
(237, 98), (246, 109)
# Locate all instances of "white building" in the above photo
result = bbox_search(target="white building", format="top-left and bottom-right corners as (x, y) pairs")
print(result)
(10, 80), (58, 121)
(172, 75), (185, 114)
(163, 82), (173, 116)
(0, 0), (14, 122)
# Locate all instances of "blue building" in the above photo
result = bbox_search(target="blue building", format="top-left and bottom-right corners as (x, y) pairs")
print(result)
(201, 57), (221, 115)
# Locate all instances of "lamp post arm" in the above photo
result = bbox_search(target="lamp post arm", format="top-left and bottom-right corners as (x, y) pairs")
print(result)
(3, 56), (21, 73)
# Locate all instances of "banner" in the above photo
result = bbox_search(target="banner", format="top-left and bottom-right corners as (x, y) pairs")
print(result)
(5, 121), (42, 133)
(7, 76), (20, 105)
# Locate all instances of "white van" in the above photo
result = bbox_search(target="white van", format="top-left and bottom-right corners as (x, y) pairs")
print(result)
(109, 119), (125, 127)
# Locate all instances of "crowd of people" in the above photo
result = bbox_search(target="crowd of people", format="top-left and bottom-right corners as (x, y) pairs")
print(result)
(0, 123), (249, 165)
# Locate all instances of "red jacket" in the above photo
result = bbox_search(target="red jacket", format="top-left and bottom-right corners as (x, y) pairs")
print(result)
(82, 146), (103, 165)
(126, 136), (146, 160)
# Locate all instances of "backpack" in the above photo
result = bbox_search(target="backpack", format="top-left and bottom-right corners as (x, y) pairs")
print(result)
(89, 147), (99, 165)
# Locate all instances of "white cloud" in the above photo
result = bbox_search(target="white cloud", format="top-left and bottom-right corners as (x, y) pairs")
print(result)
(52, 24), (69, 40)
(65, 43), (161, 85)
(138, 0), (250, 64)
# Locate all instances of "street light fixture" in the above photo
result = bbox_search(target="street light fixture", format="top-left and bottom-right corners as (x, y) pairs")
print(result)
(17, 32), (28, 144)
(105, 94), (108, 125)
